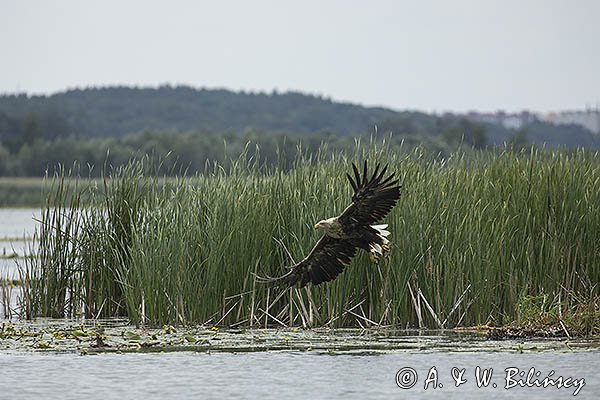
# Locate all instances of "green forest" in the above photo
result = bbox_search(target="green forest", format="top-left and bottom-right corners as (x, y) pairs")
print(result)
(1, 86), (599, 176)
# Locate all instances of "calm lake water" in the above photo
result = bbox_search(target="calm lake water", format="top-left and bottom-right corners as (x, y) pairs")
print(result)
(1, 208), (599, 399)
(0, 208), (39, 283)
(0, 208), (40, 239)
(0, 350), (598, 399)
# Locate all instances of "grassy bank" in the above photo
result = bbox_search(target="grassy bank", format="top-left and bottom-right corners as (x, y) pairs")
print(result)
(0, 177), (49, 207)
(0, 177), (101, 207)
(10, 145), (600, 332)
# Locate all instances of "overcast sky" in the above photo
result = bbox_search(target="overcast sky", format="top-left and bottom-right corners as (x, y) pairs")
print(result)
(1, 0), (599, 113)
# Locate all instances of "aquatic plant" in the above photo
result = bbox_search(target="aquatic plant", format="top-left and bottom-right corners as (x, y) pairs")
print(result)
(14, 143), (600, 331)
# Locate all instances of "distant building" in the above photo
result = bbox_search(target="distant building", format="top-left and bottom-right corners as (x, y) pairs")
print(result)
(465, 111), (536, 130)
(463, 107), (600, 135)
(544, 108), (600, 135)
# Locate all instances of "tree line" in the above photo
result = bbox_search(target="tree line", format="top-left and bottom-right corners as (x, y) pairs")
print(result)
(0, 129), (467, 177)
(2, 86), (599, 176)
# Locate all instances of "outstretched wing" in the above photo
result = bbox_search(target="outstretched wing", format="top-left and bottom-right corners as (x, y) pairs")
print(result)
(267, 235), (358, 287)
(339, 160), (401, 227)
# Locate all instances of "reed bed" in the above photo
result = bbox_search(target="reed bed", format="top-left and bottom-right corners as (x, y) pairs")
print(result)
(12, 144), (600, 330)
(0, 177), (101, 207)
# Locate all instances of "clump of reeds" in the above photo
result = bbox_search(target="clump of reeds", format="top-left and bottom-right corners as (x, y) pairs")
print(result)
(513, 291), (600, 337)
(15, 144), (600, 331)
(486, 290), (600, 339)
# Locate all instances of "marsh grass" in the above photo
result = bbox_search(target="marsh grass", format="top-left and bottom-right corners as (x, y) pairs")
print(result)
(0, 177), (100, 207)
(11, 143), (600, 331)
(512, 291), (600, 337)
(0, 177), (47, 207)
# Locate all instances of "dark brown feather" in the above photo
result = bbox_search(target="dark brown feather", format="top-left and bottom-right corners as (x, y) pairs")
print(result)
(268, 235), (358, 287)
(340, 161), (401, 226)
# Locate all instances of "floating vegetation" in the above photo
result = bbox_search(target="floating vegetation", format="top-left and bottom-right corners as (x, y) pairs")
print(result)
(1, 320), (598, 354)
(4, 143), (600, 333)
(0, 279), (22, 287)
(0, 253), (18, 260)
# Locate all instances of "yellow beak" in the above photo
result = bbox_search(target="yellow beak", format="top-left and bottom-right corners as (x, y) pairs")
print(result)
(314, 223), (320, 229)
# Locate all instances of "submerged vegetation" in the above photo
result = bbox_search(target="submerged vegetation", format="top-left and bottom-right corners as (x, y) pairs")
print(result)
(4, 142), (600, 334)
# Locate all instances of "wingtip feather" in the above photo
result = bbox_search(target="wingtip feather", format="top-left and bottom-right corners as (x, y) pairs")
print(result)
(346, 172), (358, 192)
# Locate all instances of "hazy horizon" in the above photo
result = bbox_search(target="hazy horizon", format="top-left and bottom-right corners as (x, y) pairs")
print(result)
(2, 0), (599, 114)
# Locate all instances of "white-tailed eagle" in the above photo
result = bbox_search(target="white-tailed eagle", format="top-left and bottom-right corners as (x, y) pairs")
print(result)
(265, 161), (401, 287)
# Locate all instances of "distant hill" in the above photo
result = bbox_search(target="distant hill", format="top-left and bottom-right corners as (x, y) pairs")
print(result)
(0, 86), (411, 137)
(1, 85), (599, 149)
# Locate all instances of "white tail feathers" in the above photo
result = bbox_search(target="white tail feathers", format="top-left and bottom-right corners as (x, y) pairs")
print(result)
(369, 224), (392, 263)
(371, 224), (390, 237)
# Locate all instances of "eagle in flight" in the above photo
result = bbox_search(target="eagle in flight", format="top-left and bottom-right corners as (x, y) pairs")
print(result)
(266, 161), (401, 287)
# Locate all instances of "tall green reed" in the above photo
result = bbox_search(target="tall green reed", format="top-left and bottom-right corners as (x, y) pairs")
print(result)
(18, 144), (600, 329)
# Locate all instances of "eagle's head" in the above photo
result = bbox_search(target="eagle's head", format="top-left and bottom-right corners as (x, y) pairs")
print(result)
(314, 217), (336, 231)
